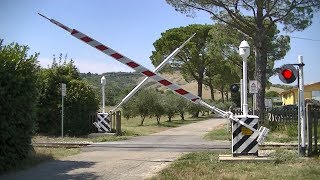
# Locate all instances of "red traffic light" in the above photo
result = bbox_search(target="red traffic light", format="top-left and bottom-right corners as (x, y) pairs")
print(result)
(278, 64), (298, 84)
(282, 69), (293, 79)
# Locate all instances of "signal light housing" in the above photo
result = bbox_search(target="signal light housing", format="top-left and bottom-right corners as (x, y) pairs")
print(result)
(230, 84), (240, 93)
(278, 64), (298, 84)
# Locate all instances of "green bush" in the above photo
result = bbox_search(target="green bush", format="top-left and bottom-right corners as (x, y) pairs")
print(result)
(36, 57), (99, 136)
(64, 80), (99, 136)
(0, 40), (39, 173)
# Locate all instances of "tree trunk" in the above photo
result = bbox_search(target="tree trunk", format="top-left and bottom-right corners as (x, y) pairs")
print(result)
(254, 35), (268, 120)
(226, 91), (229, 101)
(254, 6), (268, 121)
(195, 68), (204, 117)
(140, 116), (145, 126)
(208, 82), (215, 101)
(157, 117), (161, 125)
(168, 116), (172, 122)
(197, 73), (203, 98)
(220, 84), (225, 103)
(180, 112), (185, 121)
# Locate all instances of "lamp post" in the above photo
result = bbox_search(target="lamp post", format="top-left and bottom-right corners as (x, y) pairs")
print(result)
(101, 76), (106, 113)
(239, 40), (250, 116)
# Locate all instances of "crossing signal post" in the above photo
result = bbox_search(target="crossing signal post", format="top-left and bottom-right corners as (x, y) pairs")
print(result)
(277, 57), (306, 156)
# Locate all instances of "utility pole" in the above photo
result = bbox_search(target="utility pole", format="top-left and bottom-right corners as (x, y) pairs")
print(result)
(298, 55), (306, 155)
(239, 40), (250, 116)
(61, 83), (66, 138)
(101, 76), (106, 113)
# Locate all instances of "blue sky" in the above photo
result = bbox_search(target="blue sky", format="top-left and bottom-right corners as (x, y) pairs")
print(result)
(0, 0), (319, 85)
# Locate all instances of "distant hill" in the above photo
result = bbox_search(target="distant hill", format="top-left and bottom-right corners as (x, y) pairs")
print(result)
(80, 72), (144, 105)
(80, 72), (143, 90)
(81, 71), (286, 104)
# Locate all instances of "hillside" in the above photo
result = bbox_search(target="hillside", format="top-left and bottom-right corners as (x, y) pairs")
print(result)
(81, 71), (285, 103)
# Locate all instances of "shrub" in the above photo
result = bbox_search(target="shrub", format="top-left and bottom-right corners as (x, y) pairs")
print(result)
(64, 80), (99, 136)
(0, 40), (39, 173)
(36, 57), (98, 136)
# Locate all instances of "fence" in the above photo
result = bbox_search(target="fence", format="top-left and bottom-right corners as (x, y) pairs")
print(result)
(232, 107), (298, 123)
(307, 104), (320, 156)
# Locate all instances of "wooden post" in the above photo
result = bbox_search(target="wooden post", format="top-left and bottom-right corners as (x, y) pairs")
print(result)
(112, 112), (116, 132)
(306, 104), (312, 156)
(116, 111), (122, 136)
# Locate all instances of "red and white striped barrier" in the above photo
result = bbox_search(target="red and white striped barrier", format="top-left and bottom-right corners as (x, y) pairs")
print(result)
(38, 13), (200, 104)
(39, 13), (269, 145)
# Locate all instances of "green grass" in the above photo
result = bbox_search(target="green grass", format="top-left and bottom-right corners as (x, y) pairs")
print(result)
(203, 123), (320, 143)
(33, 114), (213, 144)
(153, 150), (320, 180)
(121, 115), (214, 136)
(203, 124), (231, 141)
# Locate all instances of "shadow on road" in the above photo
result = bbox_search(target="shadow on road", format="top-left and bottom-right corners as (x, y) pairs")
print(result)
(1, 160), (98, 180)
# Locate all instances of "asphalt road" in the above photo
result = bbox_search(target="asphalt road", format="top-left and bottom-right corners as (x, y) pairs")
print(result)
(1, 118), (229, 180)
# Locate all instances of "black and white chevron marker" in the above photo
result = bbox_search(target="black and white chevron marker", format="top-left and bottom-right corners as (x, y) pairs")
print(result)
(232, 115), (259, 156)
(94, 113), (111, 132)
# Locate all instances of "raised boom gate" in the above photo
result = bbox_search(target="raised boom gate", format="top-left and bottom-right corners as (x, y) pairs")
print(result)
(39, 13), (269, 156)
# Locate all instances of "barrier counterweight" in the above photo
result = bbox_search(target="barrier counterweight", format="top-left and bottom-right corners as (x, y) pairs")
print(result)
(232, 115), (259, 156)
(96, 113), (111, 132)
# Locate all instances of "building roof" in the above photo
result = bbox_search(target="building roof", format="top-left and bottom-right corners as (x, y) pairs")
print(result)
(280, 82), (320, 95)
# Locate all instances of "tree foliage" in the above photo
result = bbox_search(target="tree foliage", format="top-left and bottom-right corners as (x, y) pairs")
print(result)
(122, 89), (191, 125)
(36, 55), (99, 136)
(265, 90), (280, 98)
(0, 40), (39, 173)
(165, 0), (319, 117)
(150, 24), (213, 99)
(81, 72), (143, 106)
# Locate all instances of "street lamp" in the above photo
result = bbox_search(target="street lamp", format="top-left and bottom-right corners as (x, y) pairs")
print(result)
(101, 76), (106, 113)
(239, 40), (250, 116)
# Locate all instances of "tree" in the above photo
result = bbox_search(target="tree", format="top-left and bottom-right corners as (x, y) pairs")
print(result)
(151, 24), (213, 117)
(176, 96), (189, 120)
(265, 90), (280, 98)
(134, 89), (156, 126)
(151, 25), (212, 99)
(166, 0), (318, 117)
(150, 92), (165, 125)
(37, 56), (99, 136)
(0, 40), (39, 172)
(163, 92), (179, 122)
(64, 79), (99, 136)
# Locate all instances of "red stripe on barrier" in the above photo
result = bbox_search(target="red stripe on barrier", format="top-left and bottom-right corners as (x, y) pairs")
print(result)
(142, 70), (156, 77)
(192, 98), (199, 102)
(81, 36), (93, 42)
(96, 45), (108, 51)
(71, 29), (79, 35)
(111, 53), (123, 59)
(126, 62), (139, 68)
(159, 80), (172, 86)
(175, 89), (188, 95)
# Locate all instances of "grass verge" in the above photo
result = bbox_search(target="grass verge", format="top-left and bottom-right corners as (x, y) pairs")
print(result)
(203, 123), (231, 141)
(153, 150), (320, 180)
(3, 147), (80, 175)
(203, 123), (310, 143)
(33, 114), (214, 143)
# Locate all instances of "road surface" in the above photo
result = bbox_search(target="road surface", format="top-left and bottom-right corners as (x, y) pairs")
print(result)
(1, 118), (229, 180)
